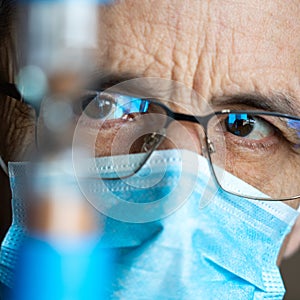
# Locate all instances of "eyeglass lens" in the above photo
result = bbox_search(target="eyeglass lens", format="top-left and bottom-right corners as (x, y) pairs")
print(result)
(207, 113), (300, 200)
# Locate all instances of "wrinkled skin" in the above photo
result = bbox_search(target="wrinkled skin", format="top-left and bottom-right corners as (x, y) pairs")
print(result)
(1, 0), (300, 261)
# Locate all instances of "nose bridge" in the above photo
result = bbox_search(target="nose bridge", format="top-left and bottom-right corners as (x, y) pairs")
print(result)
(171, 112), (210, 131)
(160, 119), (207, 155)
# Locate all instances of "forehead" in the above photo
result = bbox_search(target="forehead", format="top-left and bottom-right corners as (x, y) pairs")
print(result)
(96, 0), (300, 107)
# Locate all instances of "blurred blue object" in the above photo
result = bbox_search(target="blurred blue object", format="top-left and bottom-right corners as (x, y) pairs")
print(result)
(17, 0), (113, 3)
(11, 234), (113, 300)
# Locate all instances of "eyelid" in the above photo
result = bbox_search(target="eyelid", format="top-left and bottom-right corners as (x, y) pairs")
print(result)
(262, 115), (300, 145)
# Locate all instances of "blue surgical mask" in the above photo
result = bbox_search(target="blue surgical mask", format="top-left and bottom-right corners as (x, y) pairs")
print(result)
(1, 149), (298, 299)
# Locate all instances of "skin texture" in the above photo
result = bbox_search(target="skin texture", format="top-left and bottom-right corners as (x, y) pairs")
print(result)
(96, 0), (300, 205)
(0, 0), (300, 260)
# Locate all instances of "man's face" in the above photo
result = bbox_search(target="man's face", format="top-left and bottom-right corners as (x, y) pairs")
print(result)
(1, 0), (300, 205)
(94, 0), (300, 207)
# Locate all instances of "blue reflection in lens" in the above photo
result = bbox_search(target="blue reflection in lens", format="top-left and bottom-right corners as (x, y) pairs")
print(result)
(228, 113), (248, 125)
(226, 113), (254, 137)
(287, 120), (300, 138)
(114, 95), (149, 119)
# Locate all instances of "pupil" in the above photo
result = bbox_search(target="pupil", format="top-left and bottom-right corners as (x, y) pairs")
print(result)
(226, 114), (255, 137)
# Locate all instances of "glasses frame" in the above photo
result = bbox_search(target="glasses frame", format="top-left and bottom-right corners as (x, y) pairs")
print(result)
(2, 82), (300, 201)
(136, 99), (300, 201)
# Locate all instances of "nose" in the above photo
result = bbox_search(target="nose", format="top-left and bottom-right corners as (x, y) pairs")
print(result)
(157, 121), (207, 156)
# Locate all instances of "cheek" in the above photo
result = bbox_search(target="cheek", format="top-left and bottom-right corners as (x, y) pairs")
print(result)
(92, 121), (153, 157)
(224, 143), (300, 202)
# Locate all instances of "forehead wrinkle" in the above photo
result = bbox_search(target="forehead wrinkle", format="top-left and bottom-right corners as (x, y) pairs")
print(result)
(98, 1), (300, 106)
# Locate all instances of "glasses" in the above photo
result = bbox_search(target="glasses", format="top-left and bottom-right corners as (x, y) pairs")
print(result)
(2, 82), (300, 201)
(75, 90), (300, 202)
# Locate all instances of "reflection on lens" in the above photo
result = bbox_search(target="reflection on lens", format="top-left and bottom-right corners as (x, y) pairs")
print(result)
(208, 113), (300, 200)
(225, 113), (255, 137)
(79, 95), (168, 178)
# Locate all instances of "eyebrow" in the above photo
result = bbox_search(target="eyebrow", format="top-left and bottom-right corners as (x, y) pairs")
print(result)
(211, 92), (300, 116)
(87, 72), (174, 100)
(87, 73), (300, 117)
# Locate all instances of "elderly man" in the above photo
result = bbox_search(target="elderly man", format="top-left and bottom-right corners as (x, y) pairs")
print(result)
(0, 0), (300, 299)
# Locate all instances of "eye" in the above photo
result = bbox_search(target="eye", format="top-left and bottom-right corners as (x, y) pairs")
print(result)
(225, 113), (274, 140)
(81, 92), (115, 119)
(81, 92), (150, 120)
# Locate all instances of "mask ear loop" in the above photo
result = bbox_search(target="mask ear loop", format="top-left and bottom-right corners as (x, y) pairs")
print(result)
(0, 155), (8, 175)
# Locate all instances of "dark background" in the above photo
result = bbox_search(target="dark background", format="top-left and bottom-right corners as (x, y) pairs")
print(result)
(282, 252), (300, 299)
(0, 166), (299, 299)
